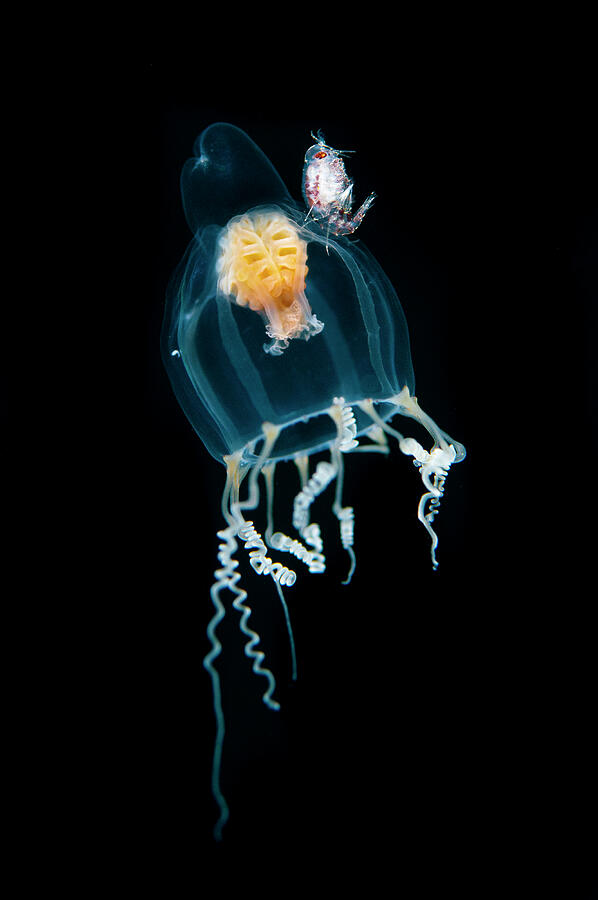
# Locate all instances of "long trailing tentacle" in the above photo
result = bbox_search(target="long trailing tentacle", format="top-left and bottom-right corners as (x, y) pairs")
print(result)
(230, 423), (299, 686)
(204, 463), (239, 841)
(204, 434), (284, 842)
(237, 517), (297, 682)
(260, 461), (299, 680)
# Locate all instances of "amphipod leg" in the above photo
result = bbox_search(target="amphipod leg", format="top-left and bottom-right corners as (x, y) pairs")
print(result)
(344, 191), (377, 234)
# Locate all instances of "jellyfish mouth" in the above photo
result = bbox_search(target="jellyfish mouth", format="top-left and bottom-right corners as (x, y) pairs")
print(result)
(216, 208), (323, 355)
(244, 399), (399, 463)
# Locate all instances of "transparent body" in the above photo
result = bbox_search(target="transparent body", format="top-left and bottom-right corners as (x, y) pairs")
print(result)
(162, 123), (416, 463)
(161, 123), (465, 841)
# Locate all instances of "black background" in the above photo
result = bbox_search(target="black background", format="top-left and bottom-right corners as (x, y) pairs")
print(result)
(81, 54), (596, 895)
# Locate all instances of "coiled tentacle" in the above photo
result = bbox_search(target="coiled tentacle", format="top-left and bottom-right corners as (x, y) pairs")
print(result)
(270, 531), (327, 574)
(400, 441), (455, 569)
(333, 396), (359, 452)
(358, 389), (464, 569)
(236, 519), (297, 682)
(329, 399), (357, 584)
(226, 424), (297, 694)
(292, 460), (337, 553)
(204, 427), (285, 841)
(204, 467), (241, 841)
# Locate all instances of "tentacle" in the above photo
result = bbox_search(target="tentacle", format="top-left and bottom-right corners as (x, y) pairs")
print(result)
(358, 393), (463, 569)
(212, 452), (281, 711)
(292, 459), (337, 553)
(329, 399), (357, 584)
(336, 504), (356, 585)
(265, 456), (327, 574)
(391, 386), (466, 462)
(332, 396), (359, 451)
(409, 443), (454, 569)
(270, 530), (326, 573)
(204, 462), (239, 841)
(262, 461), (276, 546)
(231, 424), (298, 685)
(293, 454), (309, 490)
(352, 423), (390, 454)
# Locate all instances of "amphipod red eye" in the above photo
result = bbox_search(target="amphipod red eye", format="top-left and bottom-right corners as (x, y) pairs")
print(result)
(314, 151), (327, 158)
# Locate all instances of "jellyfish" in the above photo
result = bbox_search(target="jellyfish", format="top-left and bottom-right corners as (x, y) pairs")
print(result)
(161, 123), (465, 840)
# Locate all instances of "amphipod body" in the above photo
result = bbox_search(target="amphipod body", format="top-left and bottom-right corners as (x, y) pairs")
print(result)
(302, 130), (376, 237)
